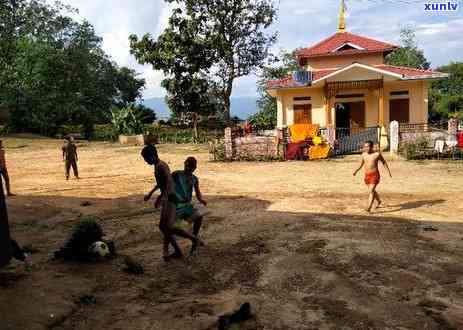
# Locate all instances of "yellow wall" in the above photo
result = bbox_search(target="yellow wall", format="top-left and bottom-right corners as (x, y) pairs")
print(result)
(384, 80), (429, 125)
(276, 88), (326, 128)
(275, 80), (429, 129)
(306, 53), (384, 71)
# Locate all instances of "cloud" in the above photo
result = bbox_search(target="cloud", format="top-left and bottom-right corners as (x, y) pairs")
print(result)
(45, 0), (463, 97)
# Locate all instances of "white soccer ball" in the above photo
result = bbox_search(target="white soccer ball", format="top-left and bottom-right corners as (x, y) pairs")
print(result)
(89, 241), (110, 258)
(196, 204), (210, 217)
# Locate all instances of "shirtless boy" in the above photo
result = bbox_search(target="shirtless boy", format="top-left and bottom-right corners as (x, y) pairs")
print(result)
(353, 140), (392, 212)
(0, 140), (14, 196)
(142, 145), (199, 260)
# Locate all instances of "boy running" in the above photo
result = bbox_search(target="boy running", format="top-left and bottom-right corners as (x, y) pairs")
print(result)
(62, 136), (79, 180)
(171, 157), (207, 249)
(142, 145), (199, 260)
(353, 140), (392, 212)
(0, 140), (14, 196)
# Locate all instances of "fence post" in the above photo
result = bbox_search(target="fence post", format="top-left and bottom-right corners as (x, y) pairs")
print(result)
(389, 121), (399, 155)
(448, 118), (459, 136)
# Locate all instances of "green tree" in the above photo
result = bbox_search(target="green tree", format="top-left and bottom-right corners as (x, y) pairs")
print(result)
(429, 62), (463, 121)
(385, 26), (430, 69)
(0, 0), (146, 137)
(130, 0), (277, 122)
(130, 8), (220, 138)
(248, 51), (298, 130)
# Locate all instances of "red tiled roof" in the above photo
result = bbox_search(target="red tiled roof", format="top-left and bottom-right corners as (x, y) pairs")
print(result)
(295, 32), (398, 58)
(266, 64), (447, 89)
(375, 65), (445, 78)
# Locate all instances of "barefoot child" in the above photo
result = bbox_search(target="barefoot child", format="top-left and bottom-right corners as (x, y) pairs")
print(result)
(0, 140), (15, 196)
(142, 145), (199, 260)
(171, 157), (207, 254)
(62, 136), (79, 180)
(353, 140), (392, 212)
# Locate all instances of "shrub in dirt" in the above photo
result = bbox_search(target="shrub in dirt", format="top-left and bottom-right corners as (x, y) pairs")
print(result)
(401, 137), (431, 160)
(209, 139), (226, 161)
(54, 216), (105, 261)
(123, 256), (144, 275)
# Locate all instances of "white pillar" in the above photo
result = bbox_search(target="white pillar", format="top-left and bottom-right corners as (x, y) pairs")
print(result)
(389, 121), (399, 155)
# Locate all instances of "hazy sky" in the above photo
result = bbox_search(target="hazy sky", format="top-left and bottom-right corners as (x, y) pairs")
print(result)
(55, 0), (463, 98)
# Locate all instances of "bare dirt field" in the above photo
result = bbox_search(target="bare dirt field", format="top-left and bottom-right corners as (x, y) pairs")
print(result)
(1, 135), (463, 330)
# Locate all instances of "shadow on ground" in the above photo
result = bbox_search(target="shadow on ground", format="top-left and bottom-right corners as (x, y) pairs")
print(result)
(1, 193), (463, 330)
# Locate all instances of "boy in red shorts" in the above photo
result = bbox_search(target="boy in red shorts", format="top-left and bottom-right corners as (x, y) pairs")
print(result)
(353, 140), (392, 212)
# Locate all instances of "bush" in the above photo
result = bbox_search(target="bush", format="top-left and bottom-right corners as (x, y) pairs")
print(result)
(209, 139), (226, 161)
(401, 137), (431, 160)
(54, 216), (104, 261)
(93, 124), (117, 141)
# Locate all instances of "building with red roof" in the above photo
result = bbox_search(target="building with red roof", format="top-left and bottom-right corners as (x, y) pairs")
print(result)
(267, 0), (448, 147)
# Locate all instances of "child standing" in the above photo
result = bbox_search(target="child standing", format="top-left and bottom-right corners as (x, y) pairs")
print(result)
(353, 140), (392, 212)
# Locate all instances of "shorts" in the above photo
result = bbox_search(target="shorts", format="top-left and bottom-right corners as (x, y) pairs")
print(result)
(364, 171), (380, 185)
(176, 203), (200, 220)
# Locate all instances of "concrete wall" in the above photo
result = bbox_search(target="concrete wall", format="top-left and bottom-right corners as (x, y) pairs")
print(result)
(276, 80), (429, 129)
(276, 88), (326, 128)
(384, 80), (429, 125)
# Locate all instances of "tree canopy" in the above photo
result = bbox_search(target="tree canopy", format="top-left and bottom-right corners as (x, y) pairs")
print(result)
(0, 0), (147, 136)
(430, 62), (463, 121)
(130, 0), (277, 123)
(248, 51), (298, 130)
(385, 26), (430, 70)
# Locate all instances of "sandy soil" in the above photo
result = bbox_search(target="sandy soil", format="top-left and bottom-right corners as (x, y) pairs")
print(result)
(1, 135), (463, 330)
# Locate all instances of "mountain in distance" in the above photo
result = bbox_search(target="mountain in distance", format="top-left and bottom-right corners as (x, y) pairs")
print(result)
(143, 96), (259, 120)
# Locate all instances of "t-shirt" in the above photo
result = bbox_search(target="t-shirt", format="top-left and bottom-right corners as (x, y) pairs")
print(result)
(62, 142), (77, 161)
(172, 170), (198, 204)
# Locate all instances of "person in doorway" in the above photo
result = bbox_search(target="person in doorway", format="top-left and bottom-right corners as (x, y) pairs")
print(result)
(142, 145), (200, 260)
(62, 136), (79, 180)
(0, 140), (15, 196)
(353, 140), (392, 212)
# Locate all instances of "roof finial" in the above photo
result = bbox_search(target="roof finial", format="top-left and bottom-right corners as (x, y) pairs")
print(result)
(338, 0), (346, 33)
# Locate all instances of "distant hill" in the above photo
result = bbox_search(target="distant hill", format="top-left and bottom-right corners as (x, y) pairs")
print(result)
(143, 97), (259, 120)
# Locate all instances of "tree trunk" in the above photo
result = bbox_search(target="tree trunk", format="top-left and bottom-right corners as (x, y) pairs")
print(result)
(223, 80), (233, 125)
(192, 113), (198, 142)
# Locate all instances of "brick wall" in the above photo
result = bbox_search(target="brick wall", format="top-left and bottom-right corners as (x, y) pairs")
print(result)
(224, 128), (281, 160)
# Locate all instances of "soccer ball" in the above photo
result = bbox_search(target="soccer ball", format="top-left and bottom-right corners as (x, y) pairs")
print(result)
(89, 241), (110, 258)
(196, 204), (210, 217)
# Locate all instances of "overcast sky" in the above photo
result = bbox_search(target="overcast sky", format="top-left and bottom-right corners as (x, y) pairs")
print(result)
(55, 0), (463, 99)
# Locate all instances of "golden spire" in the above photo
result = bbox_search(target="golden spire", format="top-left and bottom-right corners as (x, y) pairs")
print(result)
(338, 0), (346, 33)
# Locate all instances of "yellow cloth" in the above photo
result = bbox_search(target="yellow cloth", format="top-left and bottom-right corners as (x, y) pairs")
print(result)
(312, 136), (322, 145)
(309, 144), (331, 160)
(289, 124), (319, 143)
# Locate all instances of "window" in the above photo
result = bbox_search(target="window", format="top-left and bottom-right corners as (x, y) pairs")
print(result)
(390, 91), (409, 96)
(293, 104), (312, 124)
(293, 96), (311, 101)
(336, 94), (364, 99)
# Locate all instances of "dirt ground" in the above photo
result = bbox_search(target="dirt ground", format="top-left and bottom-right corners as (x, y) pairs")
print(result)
(1, 135), (463, 330)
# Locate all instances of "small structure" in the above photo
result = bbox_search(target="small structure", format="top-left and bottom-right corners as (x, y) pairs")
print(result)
(266, 0), (448, 151)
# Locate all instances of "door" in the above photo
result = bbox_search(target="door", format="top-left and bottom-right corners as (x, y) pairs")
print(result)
(390, 99), (409, 123)
(293, 104), (312, 124)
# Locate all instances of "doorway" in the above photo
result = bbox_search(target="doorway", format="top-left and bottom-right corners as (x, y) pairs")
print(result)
(335, 101), (365, 129)
(389, 99), (409, 123)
